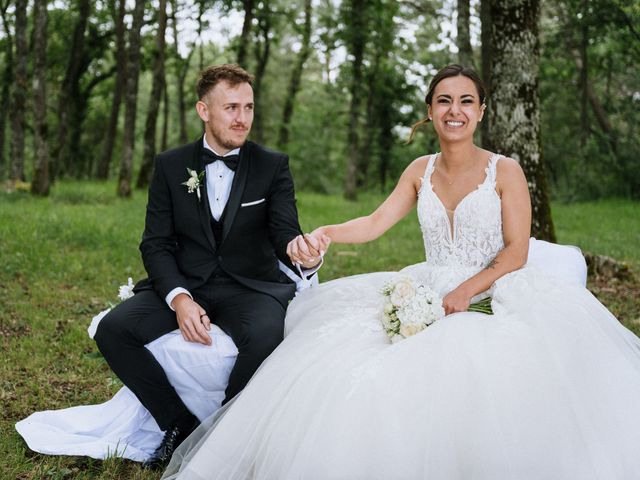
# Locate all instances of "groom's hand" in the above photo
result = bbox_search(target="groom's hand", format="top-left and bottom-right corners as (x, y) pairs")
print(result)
(172, 294), (212, 346)
(305, 231), (331, 255)
(287, 234), (321, 268)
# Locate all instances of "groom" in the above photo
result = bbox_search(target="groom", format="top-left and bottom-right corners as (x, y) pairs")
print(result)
(94, 64), (320, 469)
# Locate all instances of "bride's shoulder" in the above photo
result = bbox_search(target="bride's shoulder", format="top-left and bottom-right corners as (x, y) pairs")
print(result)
(406, 154), (433, 173)
(495, 155), (525, 178)
(494, 155), (528, 193)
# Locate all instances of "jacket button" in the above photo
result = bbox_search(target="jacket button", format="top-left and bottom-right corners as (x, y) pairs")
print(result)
(217, 256), (222, 262)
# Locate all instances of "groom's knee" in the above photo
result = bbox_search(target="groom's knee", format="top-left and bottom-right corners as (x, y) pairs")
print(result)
(93, 309), (129, 354)
(242, 318), (284, 359)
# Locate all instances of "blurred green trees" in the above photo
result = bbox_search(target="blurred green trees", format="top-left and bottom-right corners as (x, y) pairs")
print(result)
(0, 0), (637, 203)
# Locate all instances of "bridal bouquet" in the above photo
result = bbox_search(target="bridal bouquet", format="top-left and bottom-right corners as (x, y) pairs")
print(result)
(381, 276), (494, 343)
(381, 275), (445, 343)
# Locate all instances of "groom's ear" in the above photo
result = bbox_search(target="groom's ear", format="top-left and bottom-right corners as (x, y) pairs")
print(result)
(196, 100), (209, 123)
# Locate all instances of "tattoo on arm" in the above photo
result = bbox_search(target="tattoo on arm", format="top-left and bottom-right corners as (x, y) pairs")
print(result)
(485, 259), (498, 270)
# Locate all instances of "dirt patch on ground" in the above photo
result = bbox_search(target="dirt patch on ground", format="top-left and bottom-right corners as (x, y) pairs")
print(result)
(587, 271), (640, 331)
(0, 318), (31, 339)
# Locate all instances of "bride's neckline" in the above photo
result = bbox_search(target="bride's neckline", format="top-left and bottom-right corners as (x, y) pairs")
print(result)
(426, 152), (500, 241)
(428, 153), (497, 212)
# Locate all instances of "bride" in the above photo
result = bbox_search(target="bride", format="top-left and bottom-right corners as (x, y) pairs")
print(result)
(162, 64), (640, 479)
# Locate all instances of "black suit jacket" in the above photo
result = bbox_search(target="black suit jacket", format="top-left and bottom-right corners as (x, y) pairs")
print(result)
(137, 138), (303, 307)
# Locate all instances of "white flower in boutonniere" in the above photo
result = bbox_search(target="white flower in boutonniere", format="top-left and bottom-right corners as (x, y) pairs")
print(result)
(182, 168), (205, 201)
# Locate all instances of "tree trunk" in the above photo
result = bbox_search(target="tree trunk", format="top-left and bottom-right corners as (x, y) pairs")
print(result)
(197, 0), (205, 71)
(377, 100), (393, 191)
(161, 67), (169, 151)
(137, 0), (168, 189)
(170, 0), (192, 145)
(117, 0), (146, 197)
(480, 0), (491, 150)
(9, 0), (27, 182)
(176, 50), (193, 144)
(277, 0), (312, 149)
(96, 0), (127, 179)
(343, 0), (368, 201)
(360, 52), (381, 190)
(31, 0), (50, 195)
(457, 0), (474, 68)
(75, 68), (116, 178)
(53, 0), (91, 179)
(487, 0), (555, 241)
(0, 1), (14, 180)
(237, 0), (255, 67)
(579, 0), (589, 146)
(251, 7), (272, 145)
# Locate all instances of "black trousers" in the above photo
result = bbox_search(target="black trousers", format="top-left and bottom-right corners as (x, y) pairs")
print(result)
(94, 275), (285, 431)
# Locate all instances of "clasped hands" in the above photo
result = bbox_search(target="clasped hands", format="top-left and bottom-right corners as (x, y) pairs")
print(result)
(172, 230), (331, 346)
(286, 230), (331, 269)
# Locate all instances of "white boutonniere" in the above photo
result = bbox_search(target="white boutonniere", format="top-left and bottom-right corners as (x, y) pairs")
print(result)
(182, 168), (205, 201)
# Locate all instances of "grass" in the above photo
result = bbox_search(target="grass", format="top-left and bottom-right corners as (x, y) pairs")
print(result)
(1, 181), (639, 479)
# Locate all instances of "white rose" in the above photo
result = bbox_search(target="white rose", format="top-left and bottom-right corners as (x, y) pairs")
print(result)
(400, 323), (422, 338)
(390, 278), (415, 307)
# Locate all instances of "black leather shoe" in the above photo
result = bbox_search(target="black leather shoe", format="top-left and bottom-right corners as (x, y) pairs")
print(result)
(141, 420), (199, 470)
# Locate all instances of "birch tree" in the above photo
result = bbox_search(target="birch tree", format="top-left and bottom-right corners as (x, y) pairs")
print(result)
(487, 0), (555, 241)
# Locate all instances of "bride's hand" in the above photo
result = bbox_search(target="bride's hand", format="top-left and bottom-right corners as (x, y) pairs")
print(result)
(306, 228), (331, 254)
(442, 287), (472, 315)
(286, 229), (331, 268)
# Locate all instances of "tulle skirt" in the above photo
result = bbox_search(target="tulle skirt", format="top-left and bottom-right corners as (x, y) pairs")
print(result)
(163, 263), (640, 480)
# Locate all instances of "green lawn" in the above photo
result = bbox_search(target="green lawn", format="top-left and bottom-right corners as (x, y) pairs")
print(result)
(1, 182), (638, 479)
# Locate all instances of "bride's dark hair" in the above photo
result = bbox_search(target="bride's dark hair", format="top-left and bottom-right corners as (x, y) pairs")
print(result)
(407, 64), (487, 143)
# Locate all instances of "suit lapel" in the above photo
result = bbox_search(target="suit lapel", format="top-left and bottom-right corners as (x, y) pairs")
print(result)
(221, 142), (250, 242)
(193, 137), (217, 251)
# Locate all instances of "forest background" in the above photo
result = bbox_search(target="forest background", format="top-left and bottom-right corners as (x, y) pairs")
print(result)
(1, 1), (640, 478)
(2, 0), (638, 226)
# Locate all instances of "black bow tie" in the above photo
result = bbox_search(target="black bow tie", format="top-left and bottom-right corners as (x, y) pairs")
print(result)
(202, 149), (240, 171)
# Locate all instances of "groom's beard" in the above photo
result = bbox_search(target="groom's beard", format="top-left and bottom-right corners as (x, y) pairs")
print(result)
(210, 122), (251, 151)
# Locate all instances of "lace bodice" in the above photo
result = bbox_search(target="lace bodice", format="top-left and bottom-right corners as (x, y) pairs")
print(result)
(417, 153), (504, 270)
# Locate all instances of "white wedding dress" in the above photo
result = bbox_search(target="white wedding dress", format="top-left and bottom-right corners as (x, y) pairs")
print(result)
(163, 154), (640, 480)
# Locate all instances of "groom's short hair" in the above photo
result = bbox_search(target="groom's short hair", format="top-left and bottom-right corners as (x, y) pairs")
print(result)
(197, 64), (254, 100)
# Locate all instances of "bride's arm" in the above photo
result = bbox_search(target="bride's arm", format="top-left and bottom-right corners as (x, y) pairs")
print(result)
(312, 157), (428, 244)
(443, 157), (531, 314)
